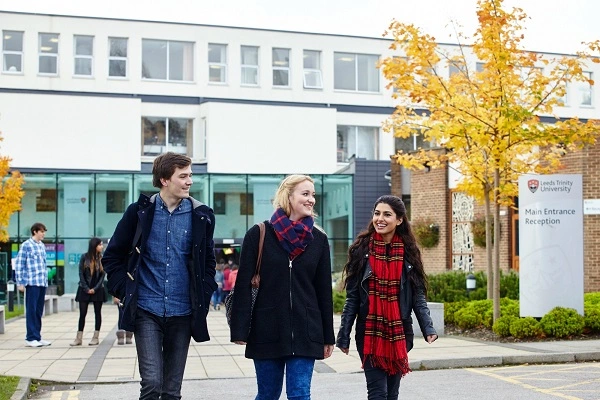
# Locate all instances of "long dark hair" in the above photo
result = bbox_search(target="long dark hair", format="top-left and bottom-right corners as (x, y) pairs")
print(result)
(85, 237), (104, 275)
(342, 195), (428, 294)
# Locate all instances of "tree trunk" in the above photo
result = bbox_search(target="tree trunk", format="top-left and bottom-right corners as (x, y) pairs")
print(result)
(484, 188), (493, 300)
(493, 170), (501, 322)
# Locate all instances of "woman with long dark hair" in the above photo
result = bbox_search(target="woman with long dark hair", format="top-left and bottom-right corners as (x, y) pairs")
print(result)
(337, 195), (437, 400)
(71, 237), (106, 346)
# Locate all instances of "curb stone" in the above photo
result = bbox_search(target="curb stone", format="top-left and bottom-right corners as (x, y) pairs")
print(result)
(10, 377), (30, 400)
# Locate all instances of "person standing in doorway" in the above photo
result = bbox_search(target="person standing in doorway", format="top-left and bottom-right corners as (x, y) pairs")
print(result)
(14, 222), (51, 347)
(103, 152), (217, 400)
(71, 237), (106, 346)
(230, 174), (335, 400)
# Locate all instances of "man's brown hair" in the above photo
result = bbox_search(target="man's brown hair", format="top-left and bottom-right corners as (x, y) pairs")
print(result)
(152, 152), (192, 188)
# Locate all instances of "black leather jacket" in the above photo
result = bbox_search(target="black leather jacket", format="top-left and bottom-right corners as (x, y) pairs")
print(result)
(336, 254), (437, 352)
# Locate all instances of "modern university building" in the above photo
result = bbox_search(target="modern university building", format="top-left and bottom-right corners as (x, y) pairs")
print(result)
(1, 10), (599, 296)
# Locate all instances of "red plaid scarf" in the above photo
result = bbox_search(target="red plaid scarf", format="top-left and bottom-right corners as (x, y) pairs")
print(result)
(270, 208), (314, 259)
(363, 232), (411, 376)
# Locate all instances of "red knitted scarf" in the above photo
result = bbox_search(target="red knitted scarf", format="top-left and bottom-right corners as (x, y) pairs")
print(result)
(363, 232), (411, 376)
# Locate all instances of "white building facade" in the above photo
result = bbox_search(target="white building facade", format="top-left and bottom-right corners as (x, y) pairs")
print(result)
(0, 11), (597, 294)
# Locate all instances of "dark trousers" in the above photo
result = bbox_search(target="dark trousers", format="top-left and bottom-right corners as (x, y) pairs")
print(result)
(361, 354), (401, 400)
(134, 308), (192, 400)
(78, 301), (103, 331)
(25, 285), (46, 342)
(253, 356), (315, 400)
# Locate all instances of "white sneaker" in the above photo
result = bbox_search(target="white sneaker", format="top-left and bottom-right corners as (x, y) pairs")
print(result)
(25, 340), (43, 347)
(38, 339), (52, 346)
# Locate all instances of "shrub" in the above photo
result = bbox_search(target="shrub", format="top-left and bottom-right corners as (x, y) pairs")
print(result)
(584, 304), (600, 332)
(509, 317), (542, 339)
(332, 290), (346, 314)
(492, 315), (516, 336)
(500, 298), (520, 318)
(444, 301), (466, 325)
(584, 292), (600, 306)
(540, 307), (585, 338)
(454, 307), (483, 329)
(412, 217), (440, 248)
(499, 272), (519, 300)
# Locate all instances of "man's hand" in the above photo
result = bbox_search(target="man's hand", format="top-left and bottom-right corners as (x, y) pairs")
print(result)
(18, 285), (25, 293)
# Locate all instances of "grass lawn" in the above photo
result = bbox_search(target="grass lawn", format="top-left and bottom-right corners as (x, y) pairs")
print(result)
(5, 305), (24, 320)
(0, 375), (19, 400)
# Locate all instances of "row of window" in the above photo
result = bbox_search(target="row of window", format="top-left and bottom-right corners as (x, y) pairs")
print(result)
(2, 30), (381, 92)
(139, 115), (385, 162)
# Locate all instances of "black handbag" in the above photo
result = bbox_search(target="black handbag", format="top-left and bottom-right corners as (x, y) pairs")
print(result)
(225, 222), (265, 327)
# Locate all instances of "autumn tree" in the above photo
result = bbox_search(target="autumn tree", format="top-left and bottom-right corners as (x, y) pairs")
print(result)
(0, 131), (24, 242)
(380, 0), (599, 321)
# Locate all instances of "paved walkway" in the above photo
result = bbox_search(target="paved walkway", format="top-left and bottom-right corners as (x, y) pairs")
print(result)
(1, 304), (600, 383)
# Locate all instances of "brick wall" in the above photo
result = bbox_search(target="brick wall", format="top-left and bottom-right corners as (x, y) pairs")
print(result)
(410, 163), (449, 274)
(559, 142), (600, 292)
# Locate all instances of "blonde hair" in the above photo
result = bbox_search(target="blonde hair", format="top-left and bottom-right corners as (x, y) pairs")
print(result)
(272, 174), (315, 217)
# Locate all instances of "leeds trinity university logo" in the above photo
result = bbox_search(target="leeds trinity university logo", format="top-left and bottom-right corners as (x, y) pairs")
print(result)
(528, 179), (539, 193)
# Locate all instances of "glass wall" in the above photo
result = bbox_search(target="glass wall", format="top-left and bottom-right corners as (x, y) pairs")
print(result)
(4, 172), (353, 296)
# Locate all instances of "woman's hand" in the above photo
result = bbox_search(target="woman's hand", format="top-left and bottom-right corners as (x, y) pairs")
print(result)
(87, 288), (95, 295)
(234, 341), (246, 345)
(426, 334), (438, 344)
(324, 344), (334, 359)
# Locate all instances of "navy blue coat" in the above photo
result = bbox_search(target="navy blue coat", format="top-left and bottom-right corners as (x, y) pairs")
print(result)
(103, 193), (217, 342)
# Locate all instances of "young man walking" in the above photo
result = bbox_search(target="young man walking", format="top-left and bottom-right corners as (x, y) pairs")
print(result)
(15, 222), (52, 347)
(104, 152), (217, 400)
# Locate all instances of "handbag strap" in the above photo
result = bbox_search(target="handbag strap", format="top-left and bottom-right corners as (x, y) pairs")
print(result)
(251, 222), (266, 288)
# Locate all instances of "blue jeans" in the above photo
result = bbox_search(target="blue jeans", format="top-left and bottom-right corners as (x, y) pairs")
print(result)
(134, 308), (192, 400)
(254, 356), (315, 400)
(25, 285), (46, 342)
(211, 288), (222, 309)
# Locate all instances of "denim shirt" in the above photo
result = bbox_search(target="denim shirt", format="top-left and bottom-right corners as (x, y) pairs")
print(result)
(137, 196), (193, 317)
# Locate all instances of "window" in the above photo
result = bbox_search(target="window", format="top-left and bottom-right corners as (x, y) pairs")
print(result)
(208, 43), (227, 83)
(476, 62), (485, 73)
(334, 52), (379, 92)
(3, 30), (24, 73)
(142, 39), (194, 81)
(241, 45), (259, 86)
(240, 193), (254, 215)
(142, 117), (193, 157)
(36, 189), (57, 212)
(106, 190), (127, 213)
(580, 71), (593, 106)
(108, 37), (127, 78)
(39, 33), (59, 75)
(74, 35), (93, 76)
(213, 193), (226, 214)
(272, 48), (290, 87)
(303, 50), (322, 89)
(395, 130), (435, 153)
(337, 125), (379, 162)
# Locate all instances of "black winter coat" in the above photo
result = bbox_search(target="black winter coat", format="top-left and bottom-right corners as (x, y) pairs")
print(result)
(230, 222), (335, 360)
(103, 193), (217, 342)
(336, 254), (437, 353)
(75, 255), (106, 303)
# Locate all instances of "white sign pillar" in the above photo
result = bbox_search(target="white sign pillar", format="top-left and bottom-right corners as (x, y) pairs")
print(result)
(518, 174), (584, 317)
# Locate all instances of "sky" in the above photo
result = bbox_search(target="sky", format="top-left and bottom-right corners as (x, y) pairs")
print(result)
(2, 0), (599, 54)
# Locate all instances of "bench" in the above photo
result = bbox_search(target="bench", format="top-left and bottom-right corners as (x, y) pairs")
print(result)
(43, 295), (59, 316)
(58, 294), (77, 312)
(411, 302), (445, 336)
(0, 305), (4, 334)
